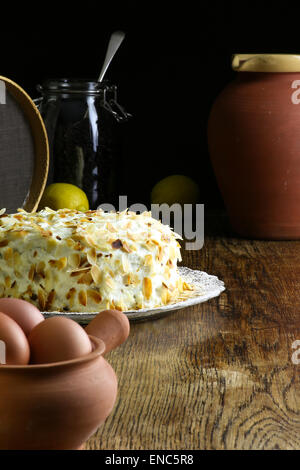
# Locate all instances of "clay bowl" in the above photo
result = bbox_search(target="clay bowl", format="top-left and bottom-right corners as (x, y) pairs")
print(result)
(0, 335), (118, 450)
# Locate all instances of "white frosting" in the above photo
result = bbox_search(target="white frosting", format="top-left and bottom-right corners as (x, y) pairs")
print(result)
(0, 208), (190, 312)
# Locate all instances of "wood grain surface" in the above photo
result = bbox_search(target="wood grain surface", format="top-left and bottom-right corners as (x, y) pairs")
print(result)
(85, 215), (300, 450)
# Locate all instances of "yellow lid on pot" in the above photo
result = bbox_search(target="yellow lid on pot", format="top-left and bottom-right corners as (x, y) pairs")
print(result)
(232, 54), (300, 72)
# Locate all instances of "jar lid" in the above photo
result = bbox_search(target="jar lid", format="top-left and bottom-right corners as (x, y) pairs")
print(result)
(232, 54), (300, 72)
(0, 76), (49, 213)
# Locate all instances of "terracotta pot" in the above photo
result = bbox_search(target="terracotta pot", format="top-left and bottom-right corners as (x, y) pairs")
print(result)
(208, 54), (300, 239)
(85, 310), (130, 355)
(0, 335), (117, 450)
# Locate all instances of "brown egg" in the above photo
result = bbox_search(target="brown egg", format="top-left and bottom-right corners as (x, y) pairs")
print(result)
(0, 312), (30, 365)
(0, 298), (44, 337)
(28, 316), (92, 364)
(85, 310), (130, 354)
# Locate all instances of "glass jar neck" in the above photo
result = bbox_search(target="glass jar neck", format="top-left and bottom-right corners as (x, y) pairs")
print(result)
(37, 78), (112, 96)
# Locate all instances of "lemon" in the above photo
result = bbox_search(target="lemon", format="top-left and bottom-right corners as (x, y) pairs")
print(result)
(39, 183), (89, 211)
(151, 175), (200, 206)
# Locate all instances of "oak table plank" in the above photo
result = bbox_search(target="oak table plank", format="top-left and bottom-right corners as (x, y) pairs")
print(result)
(85, 228), (300, 450)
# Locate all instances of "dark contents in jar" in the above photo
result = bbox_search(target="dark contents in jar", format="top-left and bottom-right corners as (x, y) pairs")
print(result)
(53, 102), (120, 209)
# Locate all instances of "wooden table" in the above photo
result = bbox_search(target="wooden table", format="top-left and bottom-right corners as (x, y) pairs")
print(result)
(86, 214), (300, 450)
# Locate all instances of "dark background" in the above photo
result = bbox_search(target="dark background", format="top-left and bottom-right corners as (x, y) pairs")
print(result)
(1, 1), (299, 209)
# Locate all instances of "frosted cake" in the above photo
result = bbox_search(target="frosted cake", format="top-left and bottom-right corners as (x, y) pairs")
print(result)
(0, 208), (192, 312)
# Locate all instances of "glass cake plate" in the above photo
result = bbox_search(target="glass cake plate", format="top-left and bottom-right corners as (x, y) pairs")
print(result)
(42, 267), (225, 323)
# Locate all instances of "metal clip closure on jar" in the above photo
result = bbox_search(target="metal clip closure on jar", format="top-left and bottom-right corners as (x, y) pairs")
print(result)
(102, 86), (132, 122)
(35, 78), (132, 209)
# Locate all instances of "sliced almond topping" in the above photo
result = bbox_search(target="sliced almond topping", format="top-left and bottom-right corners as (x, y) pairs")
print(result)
(47, 239), (57, 251)
(70, 267), (90, 277)
(161, 288), (169, 305)
(85, 235), (98, 248)
(40, 229), (53, 238)
(122, 241), (131, 253)
(114, 304), (123, 311)
(68, 253), (81, 269)
(91, 265), (102, 284)
(106, 222), (117, 232)
(127, 232), (138, 241)
(79, 254), (88, 267)
(36, 261), (46, 277)
(38, 289), (46, 310)
(58, 257), (67, 270)
(13, 214), (24, 221)
(12, 230), (28, 238)
(144, 254), (153, 266)
(87, 290), (102, 303)
(132, 273), (140, 285)
(77, 272), (93, 285)
(4, 276), (11, 288)
(166, 290), (172, 303)
(124, 221), (132, 229)
(145, 240), (156, 251)
(28, 264), (35, 281)
(123, 273), (131, 286)
(87, 247), (97, 265)
(74, 242), (85, 251)
(78, 290), (87, 306)
(45, 289), (56, 310)
(25, 285), (33, 297)
(13, 251), (20, 265)
(143, 277), (152, 299)
(164, 266), (171, 279)
(66, 287), (76, 300)
(71, 234), (85, 242)
(183, 281), (193, 291)
(157, 246), (164, 262)
(4, 247), (13, 265)
(105, 276), (115, 289)
(121, 254), (130, 273)
(177, 277), (183, 293)
(0, 239), (9, 247)
(48, 257), (67, 270)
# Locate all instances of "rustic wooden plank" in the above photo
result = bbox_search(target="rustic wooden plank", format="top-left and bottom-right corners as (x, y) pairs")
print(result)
(86, 235), (300, 450)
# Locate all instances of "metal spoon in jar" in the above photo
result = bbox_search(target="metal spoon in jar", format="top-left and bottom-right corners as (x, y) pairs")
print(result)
(98, 30), (125, 82)
(83, 31), (125, 120)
